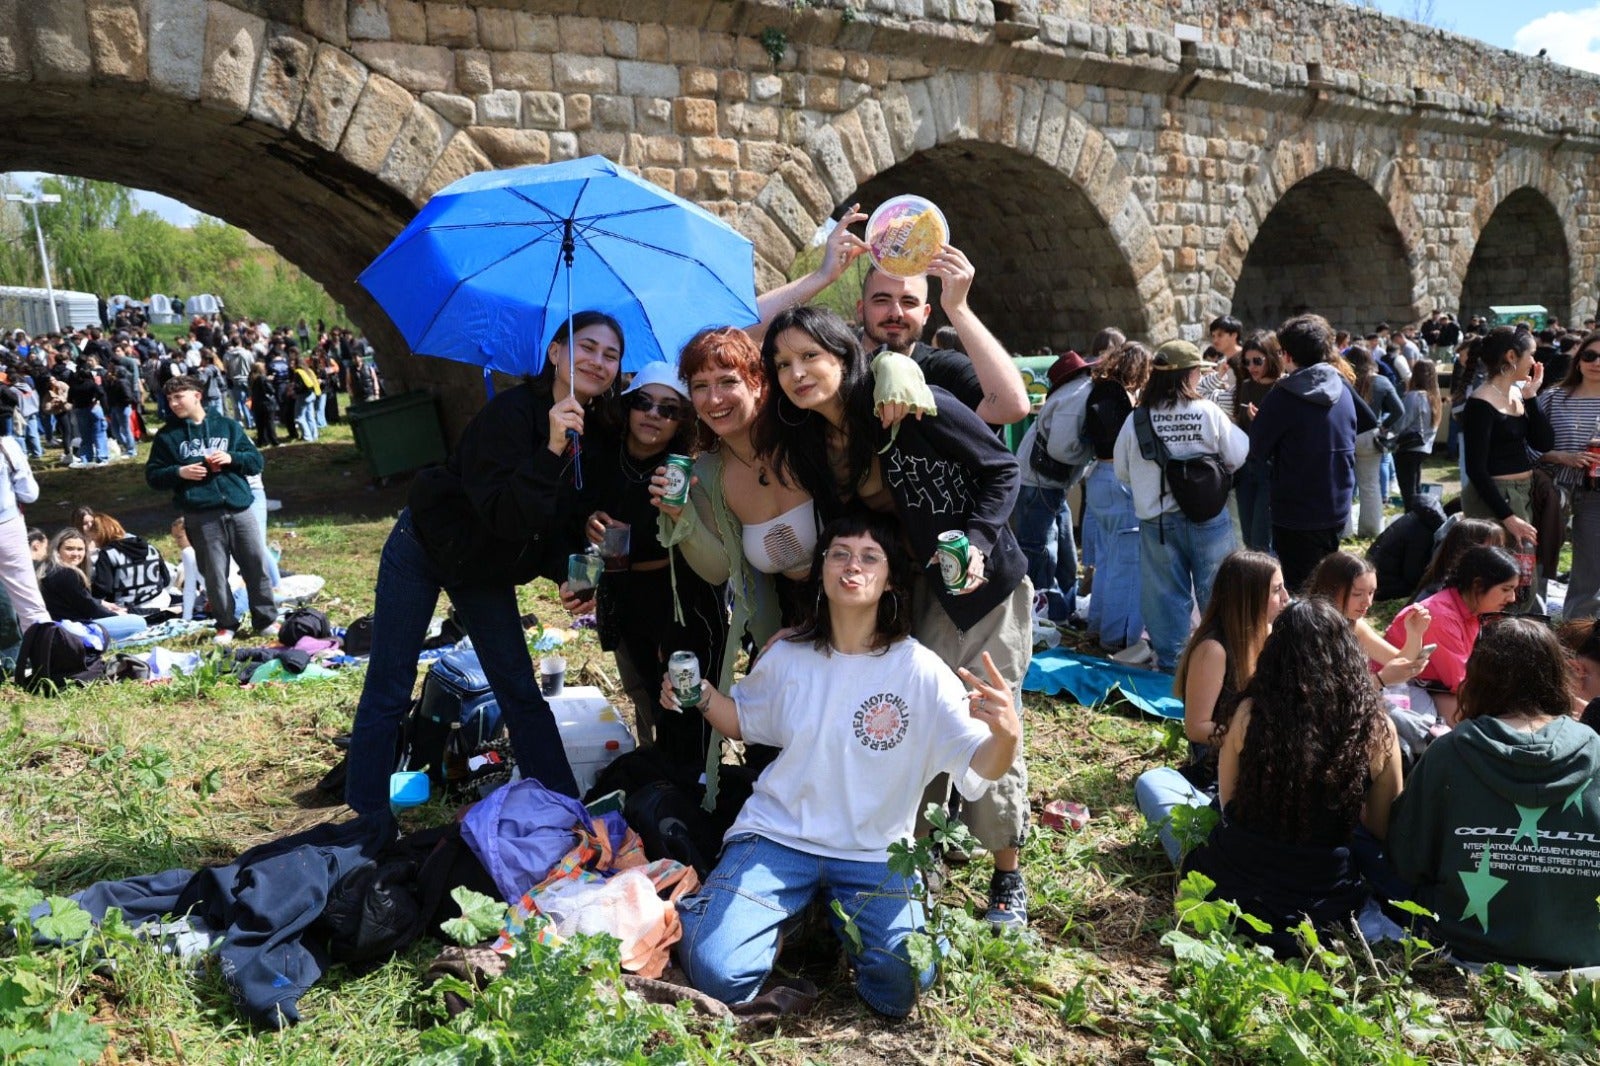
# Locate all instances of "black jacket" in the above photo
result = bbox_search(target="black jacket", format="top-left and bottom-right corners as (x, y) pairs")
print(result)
(92, 535), (172, 609)
(407, 382), (587, 588)
(1366, 495), (1448, 601)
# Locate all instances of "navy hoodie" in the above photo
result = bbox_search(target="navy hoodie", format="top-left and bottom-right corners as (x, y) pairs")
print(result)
(1248, 362), (1373, 531)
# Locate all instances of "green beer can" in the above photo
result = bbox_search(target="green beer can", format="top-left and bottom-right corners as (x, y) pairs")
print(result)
(661, 454), (694, 508)
(936, 530), (969, 592)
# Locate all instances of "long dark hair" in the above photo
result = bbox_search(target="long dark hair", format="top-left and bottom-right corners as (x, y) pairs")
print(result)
(1140, 362), (1199, 410)
(526, 309), (625, 434)
(1414, 518), (1504, 595)
(1459, 618), (1571, 722)
(753, 306), (881, 522)
(788, 511), (914, 655)
(1304, 551), (1375, 613)
(1222, 599), (1387, 845)
(1558, 330), (1600, 391)
(1480, 325), (1534, 380)
(1174, 550), (1280, 702)
(1444, 545), (1519, 600)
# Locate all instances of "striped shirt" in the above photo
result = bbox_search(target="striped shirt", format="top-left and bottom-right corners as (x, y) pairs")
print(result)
(1536, 388), (1600, 489)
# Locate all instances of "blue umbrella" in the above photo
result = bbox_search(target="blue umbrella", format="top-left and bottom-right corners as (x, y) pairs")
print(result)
(358, 155), (760, 383)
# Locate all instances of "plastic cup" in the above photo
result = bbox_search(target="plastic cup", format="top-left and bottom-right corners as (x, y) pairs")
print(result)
(599, 522), (631, 572)
(539, 655), (566, 697)
(568, 552), (603, 600)
(389, 770), (430, 809)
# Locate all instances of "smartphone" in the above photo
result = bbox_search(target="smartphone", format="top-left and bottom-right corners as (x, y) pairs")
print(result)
(1420, 643), (1437, 657)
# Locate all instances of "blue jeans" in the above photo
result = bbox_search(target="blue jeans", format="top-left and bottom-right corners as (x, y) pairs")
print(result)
(295, 396), (319, 442)
(248, 485), (282, 589)
(75, 408), (107, 463)
(677, 834), (935, 1017)
(95, 612), (150, 643)
(108, 404), (134, 455)
(1234, 456), (1272, 552)
(1084, 463), (1143, 649)
(1134, 766), (1210, 865)
(230, 382), (254, 428)
(1013, 484), (1076, 622)
(314, 391), (328, 428)
(344, 509), (579, 814)
(1139, 508), (1235, 671)
(15, 413), (41, 458)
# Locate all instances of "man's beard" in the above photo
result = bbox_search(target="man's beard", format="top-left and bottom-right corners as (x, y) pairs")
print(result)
(865, 321), (918, 355)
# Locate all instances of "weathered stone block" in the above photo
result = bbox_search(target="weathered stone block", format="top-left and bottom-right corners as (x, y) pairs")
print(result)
(856, 99), (894, 173)
(734, 170), (764, 200)
(424, 3), (474, 47)
(617, 59), (677, 98)
(777, 159), (832, 220)
(490, 51), (553, 91)
(559, 14), (602, 54)
(201, 4), (265, 117)
(386, 0), (425, 43)
(681, 66), (717, 97)
(602, 20), (636, 58)
(565, 93), (591, 129)
(470, 126), (550, 167)
(295, 44), (369, 150)
(455, 49), (490, 93)
(638, 96), (672, 134)
(592, 93), (632, 130)
(757, 176), (814, 246)
(353, 40), (451, 92)
(675, 97), (717, 135)
(689, 136), (740, 167)
(421, 90), (472, 125)
(744, 206), (799, 269)
(514, 12), (557, 52)
(549, 131), (579, 161)
(832, 110), (877, 182)
(86, 0), (146, 82)
(347, 0), (387, 40)
(720, 69), (747, 102)
(723, 102), (779, 139)
(578, 130), (628, 161)
(553, 54), (616, 92)
(149, 0), (205, 98)
(638, 134), (682, 165)
(0, 0), (30, 81)
(250, 23), (316, 128)
(304, 0), (347, 47)
(636, 23), (668, 62)
(806, 124), (857, 203)
(522, 90), (563, 128)
(379, 99), (451, 197)
(339, 72), (415, 172)
(475, 7), (515, 50)
(418, 131), (490, 201)
(751, 73), (781, 102)
(476, 88), (519, 126)
(24, 0), (91, 83)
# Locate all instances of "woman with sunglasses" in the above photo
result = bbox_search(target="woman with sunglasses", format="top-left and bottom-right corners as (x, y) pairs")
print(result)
(1537, 331), (1600, 618)
(1232, 331), (1281, 552)
(1389, 617), (1600, 971)
(344, 312), (623, 816)
(570, 363), (727, 770)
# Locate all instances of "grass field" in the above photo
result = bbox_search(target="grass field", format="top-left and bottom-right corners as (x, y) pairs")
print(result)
(3, 425), (1597, 1065)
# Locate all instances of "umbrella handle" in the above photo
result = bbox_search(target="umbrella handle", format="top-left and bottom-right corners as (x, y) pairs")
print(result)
(566, 427), (582, 490)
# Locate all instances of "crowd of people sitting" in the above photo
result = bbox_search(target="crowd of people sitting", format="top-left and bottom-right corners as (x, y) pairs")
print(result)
(0, 316), (382, 466)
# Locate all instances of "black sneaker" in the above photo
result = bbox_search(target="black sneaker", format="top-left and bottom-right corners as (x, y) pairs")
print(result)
(985, 870), (1028, 931)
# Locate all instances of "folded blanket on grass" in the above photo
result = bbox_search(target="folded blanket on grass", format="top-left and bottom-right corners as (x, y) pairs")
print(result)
(1022, 647), (1183, 719)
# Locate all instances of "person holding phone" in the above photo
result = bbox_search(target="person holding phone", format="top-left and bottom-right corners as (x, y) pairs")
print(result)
(1304, 552), (1431, 686)
(342, 313), (623, 815)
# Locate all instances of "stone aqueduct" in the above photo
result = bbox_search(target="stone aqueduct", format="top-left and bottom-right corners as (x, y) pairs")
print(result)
(3, 0), (1600, 421)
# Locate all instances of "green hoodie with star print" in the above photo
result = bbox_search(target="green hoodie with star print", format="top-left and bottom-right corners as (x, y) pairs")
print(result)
(1389, 715), (1600, 970)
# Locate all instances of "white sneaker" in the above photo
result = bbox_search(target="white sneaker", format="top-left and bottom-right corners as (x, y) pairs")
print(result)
(212, 629), (235, 646)
(68, 458), (88, 469)
(1110, 638), (1155, 667)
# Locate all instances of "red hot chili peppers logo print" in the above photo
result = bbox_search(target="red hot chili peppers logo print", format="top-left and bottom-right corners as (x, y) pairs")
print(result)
(854, 692), (910, 751)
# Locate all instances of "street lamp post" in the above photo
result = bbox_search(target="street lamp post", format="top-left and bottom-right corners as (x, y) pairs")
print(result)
(5, 192), (63, 333)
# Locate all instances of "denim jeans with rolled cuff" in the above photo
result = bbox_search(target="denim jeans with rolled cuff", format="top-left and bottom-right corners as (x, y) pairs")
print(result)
(1014, 484), (1077, 622)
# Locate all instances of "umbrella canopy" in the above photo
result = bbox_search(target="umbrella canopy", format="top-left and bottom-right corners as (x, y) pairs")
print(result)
(358, 155), (760, 377)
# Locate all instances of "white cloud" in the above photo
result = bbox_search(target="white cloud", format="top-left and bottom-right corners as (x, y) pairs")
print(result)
(1513, 5), (1600, 73)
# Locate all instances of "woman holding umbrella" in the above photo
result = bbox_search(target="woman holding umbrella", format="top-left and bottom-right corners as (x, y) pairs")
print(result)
(343, 312), (622, 815)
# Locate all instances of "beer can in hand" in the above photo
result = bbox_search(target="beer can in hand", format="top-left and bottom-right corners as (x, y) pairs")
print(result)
(936, 530), (970, 593)
(667, 650), (702, 711)
(661, 454), (695, 508)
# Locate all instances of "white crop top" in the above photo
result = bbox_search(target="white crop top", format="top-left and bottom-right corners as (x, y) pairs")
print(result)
(741, 500), (819, 575)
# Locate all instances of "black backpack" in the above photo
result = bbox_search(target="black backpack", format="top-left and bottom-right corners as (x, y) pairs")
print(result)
(277, 606), (332, 645)
(15, 622), (109, 694)
(316, 859), (424, 967)
(1132, 407), (1231, 531)
(342, 614), (374, 656)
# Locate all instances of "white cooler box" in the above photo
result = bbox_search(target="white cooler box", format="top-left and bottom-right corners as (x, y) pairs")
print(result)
(549, 685), (635, 794)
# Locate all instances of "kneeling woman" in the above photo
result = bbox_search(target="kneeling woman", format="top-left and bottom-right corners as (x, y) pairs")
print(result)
(1389, 618), (1600, 970)
(667, 513), (1020, 1017)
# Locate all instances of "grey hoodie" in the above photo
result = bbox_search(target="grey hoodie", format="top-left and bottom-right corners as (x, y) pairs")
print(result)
(1389, 715), (1600, 969)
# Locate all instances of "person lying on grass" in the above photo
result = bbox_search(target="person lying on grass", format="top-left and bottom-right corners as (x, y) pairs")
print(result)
(662, 510), (1020, 1017)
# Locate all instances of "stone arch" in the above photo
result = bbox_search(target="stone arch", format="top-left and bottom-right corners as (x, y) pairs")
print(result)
(1458, 153), (1580, 324)
(1214, 136), (1426, 332)
(0, 0), (493, 410)
(735, 71), (1176, 347)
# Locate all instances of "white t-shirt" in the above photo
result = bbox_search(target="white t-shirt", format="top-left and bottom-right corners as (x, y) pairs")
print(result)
(727, 637), (992, 863)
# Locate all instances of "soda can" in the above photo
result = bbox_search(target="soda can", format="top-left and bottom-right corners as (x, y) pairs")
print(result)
(667, 650), (702, 710)
(1040, 799), (1090, 831)
(935, 530), (970, 592)
(661, 454), (695, 508)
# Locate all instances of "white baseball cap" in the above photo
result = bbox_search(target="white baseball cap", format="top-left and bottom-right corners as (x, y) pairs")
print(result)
(621, 361), (689, 401)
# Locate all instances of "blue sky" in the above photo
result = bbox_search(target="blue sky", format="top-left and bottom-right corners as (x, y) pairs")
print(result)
(7, 2), (1600, 226)
(1362, 0), (1600, 72)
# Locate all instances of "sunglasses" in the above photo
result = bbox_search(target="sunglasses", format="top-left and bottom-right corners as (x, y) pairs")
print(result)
(625, 394), (685, 420)
(1580, 349), (1600, 364)
(1245, 356), (1267, 367)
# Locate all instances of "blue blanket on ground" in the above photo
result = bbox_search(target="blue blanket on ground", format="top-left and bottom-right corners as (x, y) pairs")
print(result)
(1022, 647), (1183, 719)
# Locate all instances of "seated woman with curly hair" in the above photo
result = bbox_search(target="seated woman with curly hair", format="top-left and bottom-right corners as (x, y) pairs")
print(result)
(1183, 598), (1404, 956)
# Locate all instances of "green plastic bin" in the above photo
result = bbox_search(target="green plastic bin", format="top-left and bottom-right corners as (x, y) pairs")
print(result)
(1004, 355), (1057, 453)
(346, 391), (448, 482)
